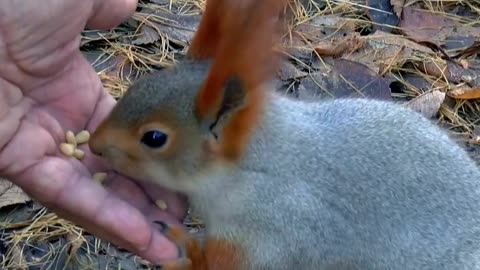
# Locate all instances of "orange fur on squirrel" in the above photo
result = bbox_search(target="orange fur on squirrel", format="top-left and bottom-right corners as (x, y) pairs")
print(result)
(202, 239), (247, 270)
(187, 0), (223, 59)
(159, 223), (246, 270)
(190, 0), (287, 162)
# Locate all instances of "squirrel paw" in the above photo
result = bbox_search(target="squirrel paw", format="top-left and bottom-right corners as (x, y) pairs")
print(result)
(154, 221), (205, 270)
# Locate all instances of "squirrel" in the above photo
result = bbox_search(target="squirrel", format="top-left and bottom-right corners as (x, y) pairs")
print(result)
(88, 0), (480, 269)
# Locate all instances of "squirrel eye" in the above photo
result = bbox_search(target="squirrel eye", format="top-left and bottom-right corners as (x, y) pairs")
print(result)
(141, 130), (168, 148)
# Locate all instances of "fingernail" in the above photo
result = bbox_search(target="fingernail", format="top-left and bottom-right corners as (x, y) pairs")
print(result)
(153, 220), (168, 233)
(139, 228), (180, 265)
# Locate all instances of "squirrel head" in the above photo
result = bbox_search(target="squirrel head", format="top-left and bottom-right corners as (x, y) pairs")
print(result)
(88, 0), (287, 192)
(89, 59), (253, 191)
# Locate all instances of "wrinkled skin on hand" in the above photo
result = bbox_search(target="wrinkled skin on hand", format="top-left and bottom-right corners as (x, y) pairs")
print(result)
(0, 0), (187, 265)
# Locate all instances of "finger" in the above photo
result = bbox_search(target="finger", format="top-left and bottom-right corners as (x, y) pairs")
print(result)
(53, 201), (184, 266)
(138, 181), (189, 220)
(87, 0), (139, 30)
(84, 82), (117, 131)
(80, 154), (188, 221)
(13, 157), (181, 263)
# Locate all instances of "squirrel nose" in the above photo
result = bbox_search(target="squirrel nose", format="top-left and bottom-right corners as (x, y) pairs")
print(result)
(88, 131), (105, 157)
(90, 147), (103, 156)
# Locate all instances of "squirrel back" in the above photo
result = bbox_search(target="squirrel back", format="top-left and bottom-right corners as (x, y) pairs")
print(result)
(88, 0), (480, 268)
(245, 96), (480, 269)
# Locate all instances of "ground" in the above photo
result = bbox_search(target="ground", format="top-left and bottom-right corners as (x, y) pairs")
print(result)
(1, 0), (480, 269)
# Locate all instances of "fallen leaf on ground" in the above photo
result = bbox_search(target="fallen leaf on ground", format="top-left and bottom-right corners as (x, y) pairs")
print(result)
(290, 15), (357, 45)
(417, 59), (480, 89)
(314, 32), (365, 57)
(131, 8), (201, 46)
(0, 178), (30, 209)
(390, 0), (405, 17)
(285, 15), (358, 58)
(297, 58), (391, 100)
(397, 73), (433, 93)
(447, 85), (480, 100)
(277, 60), (308, 81)
(83, 51), (135, 77)
(452, 41), (480, 58)
(399, 6), (480, 50)
(405, 90), (446, 118)
(132, 23), (162, 45)
(344, 30), (436, 74)
(366, 0), (399, 33)
(80, 30), (122, 47)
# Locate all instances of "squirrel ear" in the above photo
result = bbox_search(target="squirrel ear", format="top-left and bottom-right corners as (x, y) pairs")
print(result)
(201, 76), (247, 137)
(187, 0), (223, 59)
(198, 73), (267, 162)
(193, 0), (287, 161)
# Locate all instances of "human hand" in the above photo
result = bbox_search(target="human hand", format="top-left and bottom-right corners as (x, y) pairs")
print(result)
(0, 0), (188, 265)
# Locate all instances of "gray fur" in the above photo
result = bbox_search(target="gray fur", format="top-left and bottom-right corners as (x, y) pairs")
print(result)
(101, 60), (480, 270)
(109, 59), (212, 127)
(228, 95), (480, 269)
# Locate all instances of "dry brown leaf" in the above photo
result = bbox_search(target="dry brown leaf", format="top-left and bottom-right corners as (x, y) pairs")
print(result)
(80, 30), (122, 47)
(417, 59), (480, 88)
(405, 90), (446, 118)
(0, 178), (30, 209)
(298, 58), (391, 101)
(344, 30), (436, 74)
(390, 0), (405, 18)
(132, 24), (161, 45)
(416, 59), (448, 79)
(277, 60), (308, 81)
(83, 51), (135, 80)
(399, 6), (480, 49)
(314, 32), (365, 57)
(447, 85), (480, 100)
(132, 9), (201, 45)
(289, 15), (357, 47)
(366, 0), (400, 33)
(452, 41), (480, 58)
(285, 15), (362, 59)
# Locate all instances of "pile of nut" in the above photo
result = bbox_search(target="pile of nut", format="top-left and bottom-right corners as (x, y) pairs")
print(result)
(59, 130), (107, 184)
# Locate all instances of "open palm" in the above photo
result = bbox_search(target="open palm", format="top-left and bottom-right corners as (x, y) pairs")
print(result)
(0, 0), (187, 265)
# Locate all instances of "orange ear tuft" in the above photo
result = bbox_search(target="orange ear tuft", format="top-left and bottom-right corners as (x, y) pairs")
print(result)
(187, 0), (224, 59)
(193, 0), (288, 162)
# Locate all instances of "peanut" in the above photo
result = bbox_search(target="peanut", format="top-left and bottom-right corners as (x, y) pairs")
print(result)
(75, 130), (90, 145)
(59, 143), (75, 157)
(73, 149), (85, 160)
(155, 199), (168, 210)
(65, 130), (77, 147)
